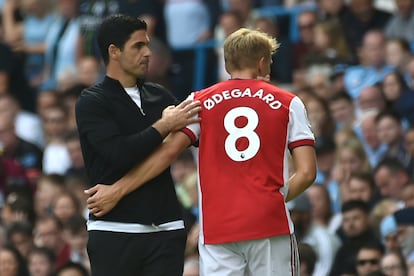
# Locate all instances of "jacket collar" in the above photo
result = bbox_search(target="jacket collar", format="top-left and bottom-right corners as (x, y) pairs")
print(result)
(102, 76), (145, 91)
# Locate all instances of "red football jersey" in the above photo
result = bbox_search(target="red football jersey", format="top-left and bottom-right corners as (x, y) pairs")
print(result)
(182, 79), (314, 244)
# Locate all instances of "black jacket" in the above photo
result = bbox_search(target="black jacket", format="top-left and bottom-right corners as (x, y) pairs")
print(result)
(76, 76), (181, 225)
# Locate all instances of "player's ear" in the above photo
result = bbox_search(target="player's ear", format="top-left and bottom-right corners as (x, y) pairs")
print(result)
(108, 44), (120, 60)
(258, 57), (265, 75)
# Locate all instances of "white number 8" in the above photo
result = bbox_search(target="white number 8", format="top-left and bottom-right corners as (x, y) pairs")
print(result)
(224, 107), (260, 162)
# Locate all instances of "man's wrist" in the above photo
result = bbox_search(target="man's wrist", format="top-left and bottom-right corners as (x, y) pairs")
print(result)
(152, 118), (170, 138)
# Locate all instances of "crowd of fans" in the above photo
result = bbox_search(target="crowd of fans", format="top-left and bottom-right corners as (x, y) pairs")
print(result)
(0, 0), (413, 275)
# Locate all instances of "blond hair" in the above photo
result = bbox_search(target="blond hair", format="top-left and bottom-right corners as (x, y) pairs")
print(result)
(224, 28), (279, 73)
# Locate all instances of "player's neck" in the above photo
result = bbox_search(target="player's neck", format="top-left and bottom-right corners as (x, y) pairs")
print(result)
(230, 69), (257, 80)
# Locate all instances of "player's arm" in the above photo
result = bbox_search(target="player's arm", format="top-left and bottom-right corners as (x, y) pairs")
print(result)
(85, 131), (193, 216)
(285, 145), (316, 202)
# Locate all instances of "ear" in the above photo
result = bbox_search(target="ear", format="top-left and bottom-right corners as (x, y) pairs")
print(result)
(258, 57), (265, 74)
(108, 44), (120, 61)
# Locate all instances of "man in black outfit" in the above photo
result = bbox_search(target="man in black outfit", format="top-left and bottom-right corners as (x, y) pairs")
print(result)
(75, 14), (201, 276)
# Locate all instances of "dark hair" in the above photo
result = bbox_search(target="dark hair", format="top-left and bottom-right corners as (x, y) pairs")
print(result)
(341, 199), (370, 214)
(375, 109), (402, 125)
(6, 220), (33, 241)
(328, 90), (353, 103)
(349, 171), (376, 191)
(382, 70), (410, 91)
(0, 245), (30, 276)
(357, 240), (385, 256)
(56, 261), (90, 276)
(374, 157), (407, 175)
(97, 14), (147, 65)
(28, 246), (56, 264)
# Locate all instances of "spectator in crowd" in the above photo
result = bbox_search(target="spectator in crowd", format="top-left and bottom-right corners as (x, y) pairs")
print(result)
(379, 214), (400, 254)
(33, 214), (71, 270)
(347, 171), (380, 210)
(170, 148), (197, 210)
(0, 107), (43, 184)
(293, 10), (317, 70)
(393, 207), (414, 264)
(41, 0), (82, 91)
(384, 38), (414, 79)
(384, 0), (414, 42)
(305, 63), (333, 100)
(3, 0), (55, 90)
(404, 127), (414, 178)
(330, 200), (382, 276)
(344, 29), (393, 100)
(62, 215), (89, 271)
(78, 0), (119, 59)
(357, 84), (387, 115)
(41, 105), (71, 175)
(328, 138), (372, 213)
(374, 157), (409, 205)
(51, 190), (81, 226)
(35, 90), (60, 120)
(288, 192), (341, 276)
(64, 175), (89, 219)
(6, 220), (34, 260)
(0, 41), (36, 112)
(0, 244), (30, 276)
(0, 93), (45, 149)
(401, 182), (414, 207)
(164, 0), (217, 100)
(302, 91), (336, 139)
(307, 181), (339, 231)
(216, 10), (244, 82)
(328, 91), (357, 131)
(33, 173), (65, 218)
(407, 58), (414, 90)
(253, 16), (293, 83)
(313, 135), (337, 188)
(341, 0), (391, 60)
(354, 241), (385, 276)
(1, 189), (35, 227)
(308, 19), (352, 65)
(145, 37), (173, 91)
(76, 56), (102, 88)
(358, 109), (388, 168)
(59, 83), (86, 131)
(298, 242), (318, 276)
(27, 246), (56, 276)
(119, 0), (166, 40)
(375, 110), (411, 168)
(381, 71), (414, 126)
(63, 129), (85, 178)
(380, 251), (408, 276)
(55, 261), (89, 276)
(371, 198), (401, 240)
(316, 0), (348, 22)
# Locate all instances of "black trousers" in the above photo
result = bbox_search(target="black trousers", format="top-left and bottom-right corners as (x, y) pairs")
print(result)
(87, 229), (187, 276)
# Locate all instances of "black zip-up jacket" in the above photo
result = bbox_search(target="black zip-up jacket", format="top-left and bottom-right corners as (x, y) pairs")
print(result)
(75, 76), (182, 225)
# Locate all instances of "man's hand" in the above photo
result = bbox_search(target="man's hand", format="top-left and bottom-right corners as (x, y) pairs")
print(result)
(84, 184), (122, 217)
(154, 99), (201, 137)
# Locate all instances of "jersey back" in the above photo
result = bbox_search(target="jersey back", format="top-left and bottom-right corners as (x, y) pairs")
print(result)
(186, 79), (314, 244)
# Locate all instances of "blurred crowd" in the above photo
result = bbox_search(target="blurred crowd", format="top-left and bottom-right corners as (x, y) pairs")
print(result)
(0, 0), (413, 275)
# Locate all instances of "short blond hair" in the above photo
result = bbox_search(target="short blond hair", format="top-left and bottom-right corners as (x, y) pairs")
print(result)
(224, 28), (279, 73)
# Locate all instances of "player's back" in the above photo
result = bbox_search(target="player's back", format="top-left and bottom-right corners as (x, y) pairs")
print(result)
(193, 79), (304, 244)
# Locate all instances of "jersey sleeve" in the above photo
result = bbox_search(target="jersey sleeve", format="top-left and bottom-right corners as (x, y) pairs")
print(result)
(180, 92), (200, 144)
(288, 96), (315, 151)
